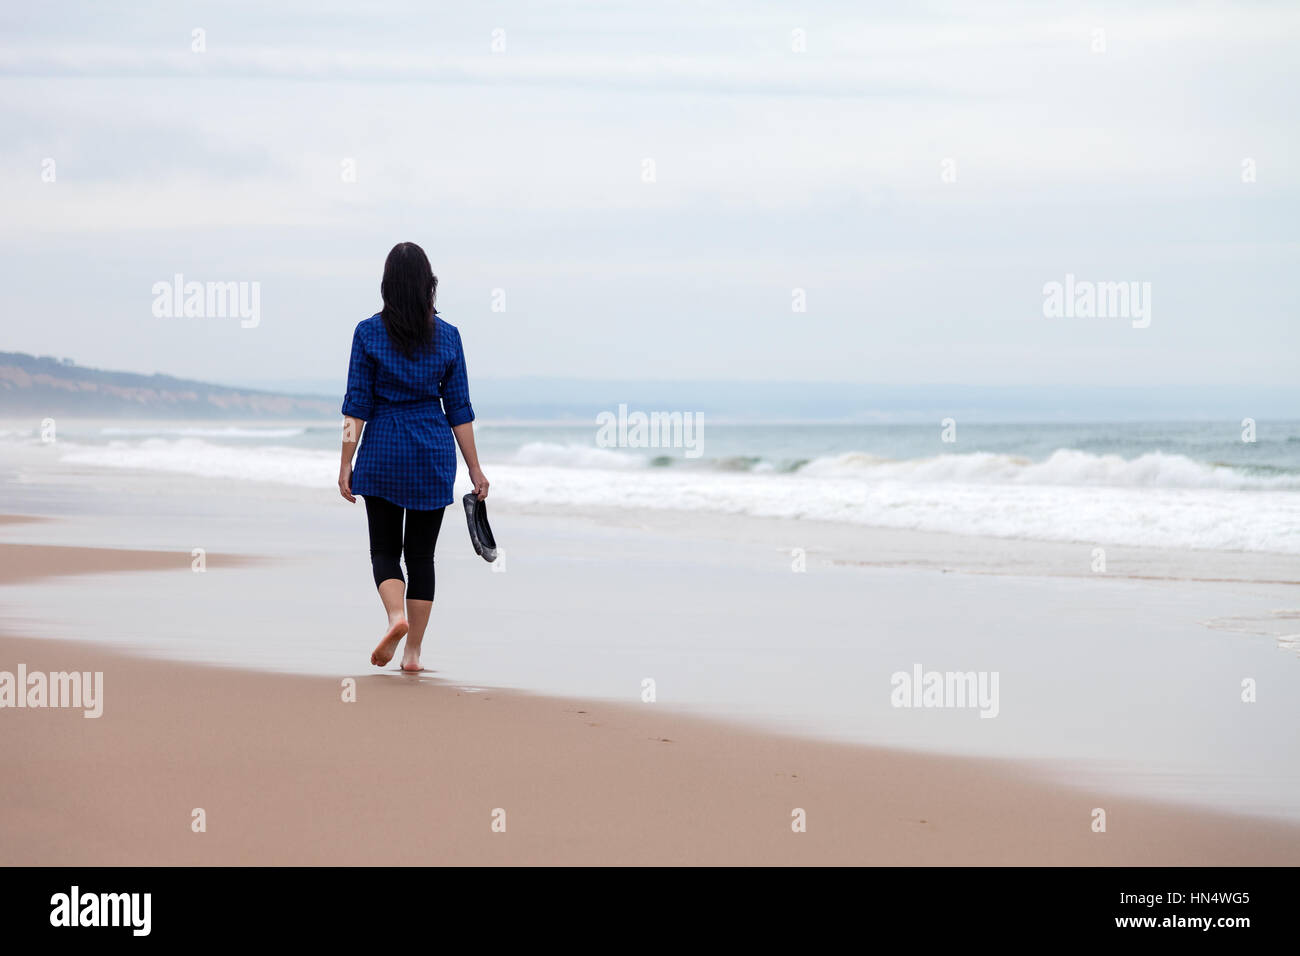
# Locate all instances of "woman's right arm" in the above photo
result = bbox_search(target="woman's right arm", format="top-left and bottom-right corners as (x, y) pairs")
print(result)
(340, 326), (375, 503)
(339, 416), (363, 502)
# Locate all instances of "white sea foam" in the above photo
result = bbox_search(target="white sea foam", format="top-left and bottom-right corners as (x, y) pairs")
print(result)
(98, 425), (306, 439)
(798, 448), (1300, 490)
(510, 441), (642, 469)
(55, 438), (1300, 553)
(491, 463), (1300, 554)
(61, 438), (329, 486)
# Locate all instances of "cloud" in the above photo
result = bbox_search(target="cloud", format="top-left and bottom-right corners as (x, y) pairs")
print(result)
(0, 0), (1296, 385)
(0, 45), (952, 99)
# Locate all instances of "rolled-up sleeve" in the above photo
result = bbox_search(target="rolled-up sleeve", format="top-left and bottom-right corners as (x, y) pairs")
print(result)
(440, 327), (475, 427)
(341, 325), (376, 420)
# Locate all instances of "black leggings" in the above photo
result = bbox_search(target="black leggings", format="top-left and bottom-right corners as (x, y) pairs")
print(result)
(363, 496), (446, 601)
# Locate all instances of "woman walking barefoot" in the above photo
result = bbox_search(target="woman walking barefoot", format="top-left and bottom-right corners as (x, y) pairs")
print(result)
(337, 242), (489, 672)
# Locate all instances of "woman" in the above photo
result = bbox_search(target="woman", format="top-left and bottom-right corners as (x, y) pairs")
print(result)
(338, 242), (489, 672)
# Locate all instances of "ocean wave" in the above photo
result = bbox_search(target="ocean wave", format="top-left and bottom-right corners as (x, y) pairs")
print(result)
(499, 442), (1300, 490)
(61, 438), (330, 485)
(797, 449), (1300, 490)
(510, 441), (642, 469)
(54, 437), (1300, 553)
(99, 425), (306, 439)
(489, 463), (1300, 554)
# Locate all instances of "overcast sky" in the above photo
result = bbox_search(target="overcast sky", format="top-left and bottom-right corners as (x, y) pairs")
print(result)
(1, 0), (1296, 391)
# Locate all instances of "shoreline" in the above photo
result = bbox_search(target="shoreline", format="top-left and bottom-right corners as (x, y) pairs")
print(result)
(3, 538), (1300, 865)
(8, 422), (1300, 560)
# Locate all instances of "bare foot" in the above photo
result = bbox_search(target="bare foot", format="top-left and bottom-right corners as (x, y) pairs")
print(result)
(370, 618), (409, 667)
(400, 647), (423, 672)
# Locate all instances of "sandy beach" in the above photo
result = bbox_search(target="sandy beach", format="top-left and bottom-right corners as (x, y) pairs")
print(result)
(3, 428), (1300, 866)
(4, 533), (1300, 865)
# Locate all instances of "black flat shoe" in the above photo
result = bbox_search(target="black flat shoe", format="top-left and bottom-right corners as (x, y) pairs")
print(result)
(462, 492), (498, 562)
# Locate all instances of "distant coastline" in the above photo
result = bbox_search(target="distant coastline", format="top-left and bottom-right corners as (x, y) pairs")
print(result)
(0, 351), (336, 419)
(5, 350), (1300, 423)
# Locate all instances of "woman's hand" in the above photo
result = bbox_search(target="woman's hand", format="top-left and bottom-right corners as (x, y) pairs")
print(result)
(469, 466), (490, 500)
(339, 462), (356, 503)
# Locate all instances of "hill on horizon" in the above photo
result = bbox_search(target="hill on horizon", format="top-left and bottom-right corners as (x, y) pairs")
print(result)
(4, 350), (1299, 424)
(0, 351), (337, 419)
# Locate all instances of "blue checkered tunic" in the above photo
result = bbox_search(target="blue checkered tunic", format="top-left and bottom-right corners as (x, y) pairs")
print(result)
(342, 313), (475, 511)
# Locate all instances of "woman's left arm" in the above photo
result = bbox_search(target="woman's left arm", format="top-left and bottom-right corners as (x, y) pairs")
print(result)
(453, 423), (489, 499)
(442, 326), (488, 499)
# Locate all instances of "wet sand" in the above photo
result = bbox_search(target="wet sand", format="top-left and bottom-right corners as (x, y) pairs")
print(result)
(3, 538), (1299, 865)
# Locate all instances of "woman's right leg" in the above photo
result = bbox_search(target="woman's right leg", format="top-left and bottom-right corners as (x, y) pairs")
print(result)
(364, 495), (409, 666)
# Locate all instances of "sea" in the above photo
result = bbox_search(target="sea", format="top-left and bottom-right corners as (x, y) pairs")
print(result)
(7, 417), (1299, 554)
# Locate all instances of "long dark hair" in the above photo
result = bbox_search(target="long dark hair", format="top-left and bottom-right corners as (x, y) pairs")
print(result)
(380, 242), (437, 357)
